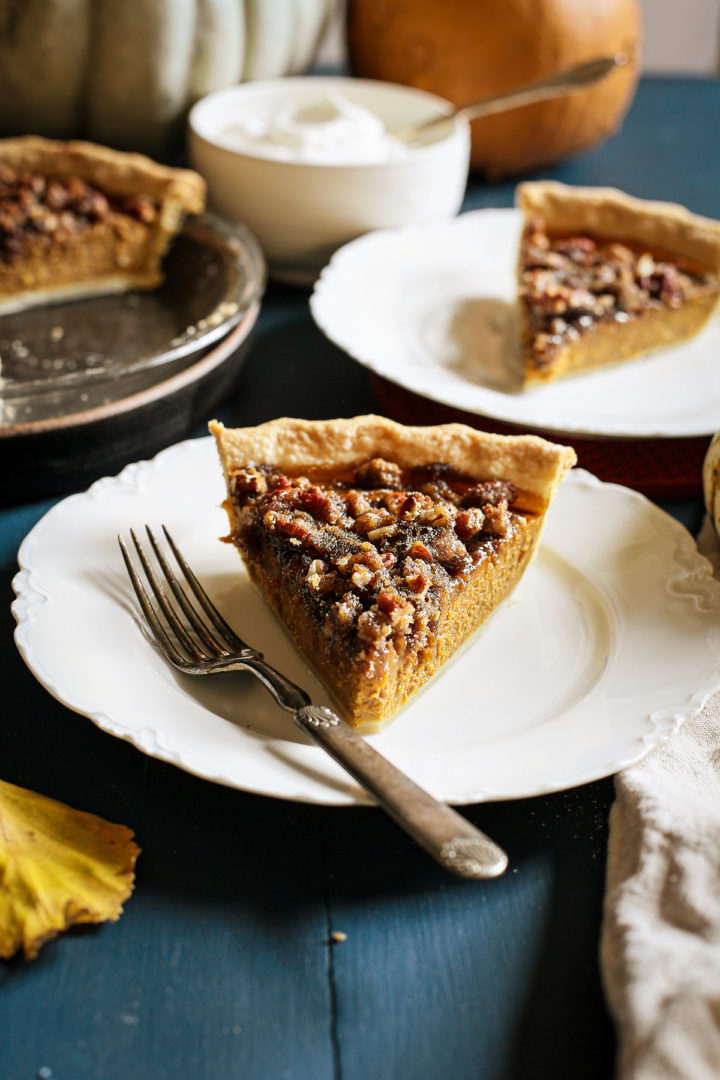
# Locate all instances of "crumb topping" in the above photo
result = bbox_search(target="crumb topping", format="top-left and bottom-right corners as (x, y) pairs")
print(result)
(521, 215), (719, 369)
(229, 458), (527, 658)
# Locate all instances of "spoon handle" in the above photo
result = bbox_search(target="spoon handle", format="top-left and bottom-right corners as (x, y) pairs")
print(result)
(396, 54), (627, 143)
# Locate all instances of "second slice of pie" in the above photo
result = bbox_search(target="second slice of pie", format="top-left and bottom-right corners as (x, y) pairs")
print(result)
(0, 136), (206, 313)
(211, 415), (576, 732)
(516, 181), (720, 385)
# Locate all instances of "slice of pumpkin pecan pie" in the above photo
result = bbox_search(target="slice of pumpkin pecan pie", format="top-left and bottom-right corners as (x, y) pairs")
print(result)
(0, 136), (205, 313)
(516, 181), (720, 385)
(211, 415), (576, 732)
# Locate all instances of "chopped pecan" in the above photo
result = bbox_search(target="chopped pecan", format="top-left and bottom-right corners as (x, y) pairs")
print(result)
(355, 458), (402, 489)
(462, 480), (516, 508)
(398, 492), (434, 520)
(354, 509), (393, 536)
(455, 507), (485, 540)
(350, 564), (374, 590)
(376, 589), (414, 630)
(407, 540), (433, 562)
(481, 501), (512, 538)
(331, 591), (363, 629)
(357, 608), (393, 644)
(263, 509), (315, 548)
(298, 485), (347, 524)
(306, 559), (338, 597)
(417, 503), (456, 529)
(230, 468), (268, 497)
(433, 531), (471, 575)
(402, 557), (431, 596)
(346, 489), (372, 517)
(348, 545), (385, 574)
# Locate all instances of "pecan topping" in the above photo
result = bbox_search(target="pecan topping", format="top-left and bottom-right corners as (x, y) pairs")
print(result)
(231, 458), (527, 654)
(0, 163), (160, 262)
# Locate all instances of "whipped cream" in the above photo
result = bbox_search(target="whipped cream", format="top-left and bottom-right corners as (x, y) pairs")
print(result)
(218, 91), (410, 165)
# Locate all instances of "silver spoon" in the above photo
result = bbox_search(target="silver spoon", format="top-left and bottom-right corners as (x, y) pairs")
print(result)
(392, 53), (628, 144)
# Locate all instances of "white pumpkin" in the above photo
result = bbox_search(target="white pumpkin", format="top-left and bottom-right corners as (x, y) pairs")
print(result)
(0, 0), (336, 153)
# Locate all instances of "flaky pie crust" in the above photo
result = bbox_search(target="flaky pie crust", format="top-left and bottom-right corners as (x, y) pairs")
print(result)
(0, 136), (205, 216)
(516, 180), (720, 273)
(210, 415), (577, 509)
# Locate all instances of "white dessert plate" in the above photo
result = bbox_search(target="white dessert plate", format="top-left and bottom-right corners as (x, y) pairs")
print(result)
(310, 208), (720, 439)
(12, 436), (720, 806)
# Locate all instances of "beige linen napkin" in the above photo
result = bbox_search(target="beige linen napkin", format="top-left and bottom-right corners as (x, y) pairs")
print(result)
(600, 517), (720, 1080)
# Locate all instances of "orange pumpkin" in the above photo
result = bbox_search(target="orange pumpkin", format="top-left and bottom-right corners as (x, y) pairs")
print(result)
(346, 0), (641, 178)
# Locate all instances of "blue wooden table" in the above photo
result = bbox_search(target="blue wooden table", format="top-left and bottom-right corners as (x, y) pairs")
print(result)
(2, 77), (717, 1080)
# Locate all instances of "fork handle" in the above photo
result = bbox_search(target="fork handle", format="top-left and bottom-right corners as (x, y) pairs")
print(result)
(294, 705), (508, 880)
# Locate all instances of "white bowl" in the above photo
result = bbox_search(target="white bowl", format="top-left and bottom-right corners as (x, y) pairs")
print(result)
(188, 76), (471, 284)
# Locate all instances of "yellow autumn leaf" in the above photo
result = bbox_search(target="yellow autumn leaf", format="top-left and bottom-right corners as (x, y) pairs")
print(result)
(0, 778), (140, 960)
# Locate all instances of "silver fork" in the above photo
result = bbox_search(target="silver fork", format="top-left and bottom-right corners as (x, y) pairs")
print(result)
(119, 525), (508, 880)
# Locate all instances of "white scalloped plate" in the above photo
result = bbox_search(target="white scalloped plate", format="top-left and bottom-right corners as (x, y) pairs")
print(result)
(310, 208), (720, 438)
(12, 436), (720, 806)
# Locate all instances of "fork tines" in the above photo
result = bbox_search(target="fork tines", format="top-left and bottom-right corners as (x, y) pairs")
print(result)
(119, 525), (244, 668)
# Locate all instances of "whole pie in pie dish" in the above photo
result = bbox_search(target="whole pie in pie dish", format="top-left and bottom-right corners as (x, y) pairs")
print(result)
(516, 180), (720, 386)
(211, 415), (576, 732)
(0, 136), (206, 314)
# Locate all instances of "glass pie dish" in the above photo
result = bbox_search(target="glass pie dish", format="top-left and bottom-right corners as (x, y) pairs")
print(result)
(0, 213), (266, 503)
